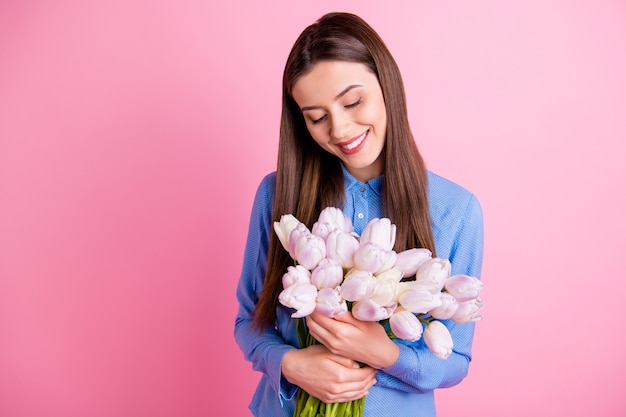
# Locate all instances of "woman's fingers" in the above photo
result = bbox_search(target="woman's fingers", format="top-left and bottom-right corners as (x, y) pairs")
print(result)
(306, 311), (400, 369)
(281, 344), (377, 403)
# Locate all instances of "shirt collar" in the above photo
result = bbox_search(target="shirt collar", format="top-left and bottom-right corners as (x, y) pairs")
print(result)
(341, 163), (384, 196)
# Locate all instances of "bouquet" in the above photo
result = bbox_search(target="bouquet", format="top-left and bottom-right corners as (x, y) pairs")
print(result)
(274, 207), (485, 417)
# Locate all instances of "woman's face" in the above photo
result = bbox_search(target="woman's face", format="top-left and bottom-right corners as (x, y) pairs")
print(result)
(291, 60), (387, 183)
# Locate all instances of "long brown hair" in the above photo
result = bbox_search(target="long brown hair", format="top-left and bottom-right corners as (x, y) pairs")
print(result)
(252, 12), (436, 331)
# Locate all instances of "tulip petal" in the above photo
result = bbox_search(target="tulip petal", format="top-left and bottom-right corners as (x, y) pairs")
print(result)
(278, 282), (318, 318)
(315, 287), (348, 317)
(423, 320), (453, 360)
(395, 248), (432, 277)
(398, 285), (442, 314)
(340, 270), (379, 302)
(390, 310), (423, 341)
(281, 265), (312, 288)
(311, 258), (344, 289)
(444, 274), (483, 302)
(428, 292), (459, 320)
(452, 297), (485, 324)
(274, 214), (301, 253)
(351, 299), (395, 321)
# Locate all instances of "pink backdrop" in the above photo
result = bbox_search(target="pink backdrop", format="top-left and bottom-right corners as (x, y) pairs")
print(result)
(1, 1), (625, 416)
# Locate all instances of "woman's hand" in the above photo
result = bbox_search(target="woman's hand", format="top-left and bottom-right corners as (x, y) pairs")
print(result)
(306, 311), (400, 369)
(281, 344), (377, 403)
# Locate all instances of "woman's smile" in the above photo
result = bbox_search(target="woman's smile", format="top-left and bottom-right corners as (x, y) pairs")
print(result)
(337, 130), (368, 154)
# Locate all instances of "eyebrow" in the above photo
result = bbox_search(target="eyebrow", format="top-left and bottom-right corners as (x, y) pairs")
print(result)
(300, 84), (363, 112)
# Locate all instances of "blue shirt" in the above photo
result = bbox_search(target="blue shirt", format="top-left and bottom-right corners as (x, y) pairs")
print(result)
(234, 167), (484, 417)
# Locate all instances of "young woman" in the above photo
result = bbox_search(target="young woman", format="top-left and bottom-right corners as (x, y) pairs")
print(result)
(234, 12), (484, 417)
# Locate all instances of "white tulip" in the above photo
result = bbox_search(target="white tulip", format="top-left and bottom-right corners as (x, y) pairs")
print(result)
(312, 207), (354, 239)
(452, 298), (485, 324)
(398, 282), (442, 314)
(278, 282), (318, 318)
(273, 214), (300, 253)
(444, 274), (483, 302)
(390, 310), (423, 342)
(354, 243), (397, 274)
(428, 293), (459, 320)
(424, 320), (454, 360)
(311, 258), (344, 289)
(360, 218), (396, 251)
(351, 298), (396, 322)
(281, 265), (312, 289)
(395, 248), (432, 277)
(315, 287), (348, 318)
(340, 269), (379, 302)
(415, 258), (451, 292)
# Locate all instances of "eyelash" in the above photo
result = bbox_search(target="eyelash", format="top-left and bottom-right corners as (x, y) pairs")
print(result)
(311, 99), (362, 125)
(345, 98), (362, 109)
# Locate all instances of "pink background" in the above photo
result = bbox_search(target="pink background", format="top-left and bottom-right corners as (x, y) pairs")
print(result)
(1, 1), (625, 416)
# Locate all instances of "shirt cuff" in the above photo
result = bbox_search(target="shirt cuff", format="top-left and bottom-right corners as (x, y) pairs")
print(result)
(381, 342), (421, 380)
(268, 344), (298, 405)
(279, 374), (298, 403)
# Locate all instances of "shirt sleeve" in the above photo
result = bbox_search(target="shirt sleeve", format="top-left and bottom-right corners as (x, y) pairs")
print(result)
(233, 174), (298, 405)
(377, 193), (484, 392)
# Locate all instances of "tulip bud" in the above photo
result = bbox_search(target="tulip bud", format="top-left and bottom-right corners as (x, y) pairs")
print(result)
(351, 298), (396, 322)
(395, 248), (432, 277)
(360, 218), (396, 251)
(444, 274), (483, 302)
(311, 258), (344, 289)
(424, 320), (454, 360)
(398, 282), (442, 314)
(293, 232), (326, 270)
(278, 282), (318, 318)
(375, 267), (403, 283)
(288, 223), (312, 259)
(312, 207), (354, 238)
(282, 265), (312, 289)
(452, 297), (485, 324)
(415, 258), (451, 292)
(340, 269), (379, 302)
(310, 221), (334, 240)
(315, 287), (348, 317)
(389, 310), (423, 341)
(325, 229), (359, 269)
(370, 269), (401, 306)
(354, 243), (397, 274)
(274, 214), (300, 253)
(428, 293), (459, 320)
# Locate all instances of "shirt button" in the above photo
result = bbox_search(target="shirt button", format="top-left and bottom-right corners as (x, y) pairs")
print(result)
(359, 188), (366, 193)
(357, 213), (364, 219)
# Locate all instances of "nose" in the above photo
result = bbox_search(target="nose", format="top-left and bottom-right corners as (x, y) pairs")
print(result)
(329, 111), (350, 141)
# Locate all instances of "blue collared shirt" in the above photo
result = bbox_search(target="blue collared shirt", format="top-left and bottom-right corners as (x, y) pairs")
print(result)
(234, 168), (484, 417)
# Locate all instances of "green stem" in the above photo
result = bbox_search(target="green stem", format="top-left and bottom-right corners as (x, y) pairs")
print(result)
(294, 389), (306, 416)
(303, 393), (318, 417)
(336, 401), (347, 417)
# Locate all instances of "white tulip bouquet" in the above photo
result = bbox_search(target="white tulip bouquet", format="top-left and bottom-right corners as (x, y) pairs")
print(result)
(274, 207), (485, 417)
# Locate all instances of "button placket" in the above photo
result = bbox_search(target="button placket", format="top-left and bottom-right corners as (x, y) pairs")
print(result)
(352, 185), (369, 233)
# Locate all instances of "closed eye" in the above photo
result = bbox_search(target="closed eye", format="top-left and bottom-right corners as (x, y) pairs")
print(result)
(345, 99), (362, 109)
(311, 114), (328, 125)
(308, 98), (361, 125)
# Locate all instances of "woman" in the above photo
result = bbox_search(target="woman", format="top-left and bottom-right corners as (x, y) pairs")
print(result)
(234, 12), (483, 417)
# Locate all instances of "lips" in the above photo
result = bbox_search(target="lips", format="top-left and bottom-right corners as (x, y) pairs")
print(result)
(338, 130), (368, 154)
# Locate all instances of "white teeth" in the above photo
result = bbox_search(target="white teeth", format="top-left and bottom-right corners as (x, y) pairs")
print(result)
(341, 132), (366, 150)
